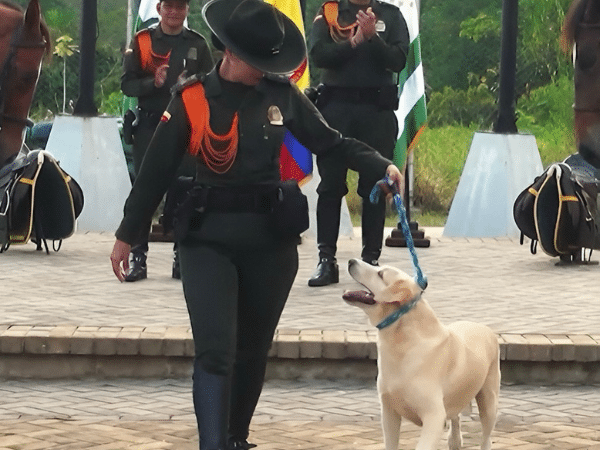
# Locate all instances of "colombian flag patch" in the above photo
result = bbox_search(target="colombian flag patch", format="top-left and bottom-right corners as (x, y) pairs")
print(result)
(160, 111), (171, 123)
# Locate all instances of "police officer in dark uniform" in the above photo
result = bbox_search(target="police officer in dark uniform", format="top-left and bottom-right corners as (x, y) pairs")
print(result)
(111, 0), (402, 448)
(121, 0), (214, 281)
(308, 0), (409, 286)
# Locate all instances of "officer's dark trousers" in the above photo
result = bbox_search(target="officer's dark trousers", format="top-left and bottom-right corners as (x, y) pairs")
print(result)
(316, 101), (398, 262)
(130, 120), (156, 256)
(179, 212), (299, 450)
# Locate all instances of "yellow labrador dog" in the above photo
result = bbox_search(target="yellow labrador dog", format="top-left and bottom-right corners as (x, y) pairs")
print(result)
(343, 259), (500, 450)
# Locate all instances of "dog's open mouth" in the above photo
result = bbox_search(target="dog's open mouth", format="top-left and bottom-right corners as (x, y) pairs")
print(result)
(342, 290), (376, 305)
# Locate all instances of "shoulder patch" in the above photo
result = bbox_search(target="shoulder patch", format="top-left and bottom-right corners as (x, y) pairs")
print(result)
(160, 111), (172, 123)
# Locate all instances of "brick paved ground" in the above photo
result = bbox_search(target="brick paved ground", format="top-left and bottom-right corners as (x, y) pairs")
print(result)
(2, 229), (600, 335)
(2, 230), (600, 448)
(0, 379), (599, 449)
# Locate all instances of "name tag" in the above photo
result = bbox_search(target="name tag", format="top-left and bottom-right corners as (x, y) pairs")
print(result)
(376, 20), (386, 33)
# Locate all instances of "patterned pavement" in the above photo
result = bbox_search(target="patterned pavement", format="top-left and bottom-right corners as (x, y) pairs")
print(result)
(2, 228), (600, 448)
(2, 228), (600, 335)
(0, 379), (599, 449)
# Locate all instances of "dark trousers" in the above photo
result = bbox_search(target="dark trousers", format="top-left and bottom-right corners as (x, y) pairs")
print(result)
(178, 213), (299, 448)
(316, 101), (398, 261)
(130, 121), (155, 255)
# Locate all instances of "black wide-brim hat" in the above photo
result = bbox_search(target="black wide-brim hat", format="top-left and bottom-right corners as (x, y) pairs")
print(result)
(202, 0), (306, 74)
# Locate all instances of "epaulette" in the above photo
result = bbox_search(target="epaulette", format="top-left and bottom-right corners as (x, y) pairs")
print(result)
(375, 0), (400, 11)
(171, 73), (203, 95)
(135, 23), (158, 36)
(264, 73), (291, 85)
(183, 27), (207, 41)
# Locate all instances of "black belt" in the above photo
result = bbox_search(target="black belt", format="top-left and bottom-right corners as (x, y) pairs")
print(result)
(322, 86), (382, 104)
(190, 185), (280, 214)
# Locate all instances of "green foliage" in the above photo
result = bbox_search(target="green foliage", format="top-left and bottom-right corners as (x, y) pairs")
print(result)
(101, 91), (126, 117)
(410, 78), (576, 217)
(516, 74), (575, 166)
(412, 125), (476, 213)
(427, 84), (497, 128)
(421, 0), (502, 91)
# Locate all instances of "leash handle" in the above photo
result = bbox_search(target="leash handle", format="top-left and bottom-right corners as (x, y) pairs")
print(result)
(370, 176), (428, 290)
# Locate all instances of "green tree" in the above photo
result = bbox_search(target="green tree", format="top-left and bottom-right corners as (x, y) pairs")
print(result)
(53, 35), (78, 113)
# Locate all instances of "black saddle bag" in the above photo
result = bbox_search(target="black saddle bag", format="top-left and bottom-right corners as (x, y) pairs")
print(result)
(0, 149), (84, 252)
(513, 156), (600, 257)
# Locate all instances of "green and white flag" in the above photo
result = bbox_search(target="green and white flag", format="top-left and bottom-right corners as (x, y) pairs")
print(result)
(385, 0), (427, 169)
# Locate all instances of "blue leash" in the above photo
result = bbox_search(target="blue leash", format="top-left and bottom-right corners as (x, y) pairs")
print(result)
(369, 176), (428, 291)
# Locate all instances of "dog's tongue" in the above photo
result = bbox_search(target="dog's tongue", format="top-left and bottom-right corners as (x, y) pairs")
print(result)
(342, 290), (376, 305)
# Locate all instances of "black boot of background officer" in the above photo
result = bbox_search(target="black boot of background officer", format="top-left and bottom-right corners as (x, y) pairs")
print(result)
(124, 245), (147, 282)
(172, 244), (182, 279)
(308, 196), (340, 286)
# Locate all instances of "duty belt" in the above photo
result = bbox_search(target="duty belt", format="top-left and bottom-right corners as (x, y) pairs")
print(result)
(190, 184), (280, 214)
(322, 86), (382, 104)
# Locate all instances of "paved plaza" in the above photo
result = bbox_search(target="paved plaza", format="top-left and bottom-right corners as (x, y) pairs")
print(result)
(1, 227), (600, 448)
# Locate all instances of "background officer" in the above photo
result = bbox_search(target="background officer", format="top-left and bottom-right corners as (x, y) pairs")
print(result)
(308, 0), (409, 286)
(121, 0), (214, 281)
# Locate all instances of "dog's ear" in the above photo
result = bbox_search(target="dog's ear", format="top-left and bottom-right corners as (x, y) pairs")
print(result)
(382, 282), (415, 303)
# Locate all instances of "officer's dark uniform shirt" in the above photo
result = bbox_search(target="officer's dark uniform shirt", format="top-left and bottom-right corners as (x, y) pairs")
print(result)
(310, 0), (409, 87)
(115, 65), (393, 245)
(121, 24), (214, 114)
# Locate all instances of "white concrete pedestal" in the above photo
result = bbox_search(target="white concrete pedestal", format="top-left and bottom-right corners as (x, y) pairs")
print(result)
(443, 132), (543, 238)
(44, 115), (132, 232)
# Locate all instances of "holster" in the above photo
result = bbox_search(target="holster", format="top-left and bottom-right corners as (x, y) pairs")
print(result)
(122, 109), (137, 145)
(160, 176), (196, 236)
(270, 180), (309, 238)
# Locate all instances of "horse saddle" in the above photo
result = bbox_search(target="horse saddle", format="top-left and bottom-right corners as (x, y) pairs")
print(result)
(514, 154), (600, 258)
(0, 148), (83, 252)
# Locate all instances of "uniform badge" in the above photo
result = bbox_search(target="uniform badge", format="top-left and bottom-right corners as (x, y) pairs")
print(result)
(160, 111), (171, 123)
(268, 105), (284, 125)
(376, 20), (386, 33)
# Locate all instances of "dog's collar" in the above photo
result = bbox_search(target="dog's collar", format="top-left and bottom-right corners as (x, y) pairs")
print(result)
(375, 292), (422, 330)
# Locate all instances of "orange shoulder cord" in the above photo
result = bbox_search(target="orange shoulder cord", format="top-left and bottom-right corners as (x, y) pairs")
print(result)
(182, 83), (239, 174)
(136, 30), (172, 75)
(322, 1), (357, 43)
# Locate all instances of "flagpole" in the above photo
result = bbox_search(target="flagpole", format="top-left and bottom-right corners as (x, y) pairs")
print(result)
(126, 0), (134, 47)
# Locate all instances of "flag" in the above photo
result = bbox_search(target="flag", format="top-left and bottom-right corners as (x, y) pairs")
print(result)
(136, 0), (160, 32)
(266, 0), (313, 184)
(387, 0), (427, 169)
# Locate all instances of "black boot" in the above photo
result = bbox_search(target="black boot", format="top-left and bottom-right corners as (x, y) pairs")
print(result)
(193, 360), (230, 450)
(228, 356), (268, 449)
(124, 251), (147, 282)
(227, 439), (257, 449)
(308, 257), (339, 286)
(172, 247), (181, 279)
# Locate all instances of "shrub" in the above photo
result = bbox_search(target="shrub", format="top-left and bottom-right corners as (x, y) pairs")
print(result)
(427, 84), (497, 129)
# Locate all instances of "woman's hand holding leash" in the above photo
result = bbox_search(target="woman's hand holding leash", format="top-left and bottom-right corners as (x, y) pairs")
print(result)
(110, 239), (131, 282)
(384, 164), (403, 196)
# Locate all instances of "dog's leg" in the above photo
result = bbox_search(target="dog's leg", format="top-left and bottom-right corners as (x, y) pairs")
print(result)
(475, 362), (500, 450)
(448, 416), (462, 450)
(381, 396), (402, 450)
(415, 410), (446, 450)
